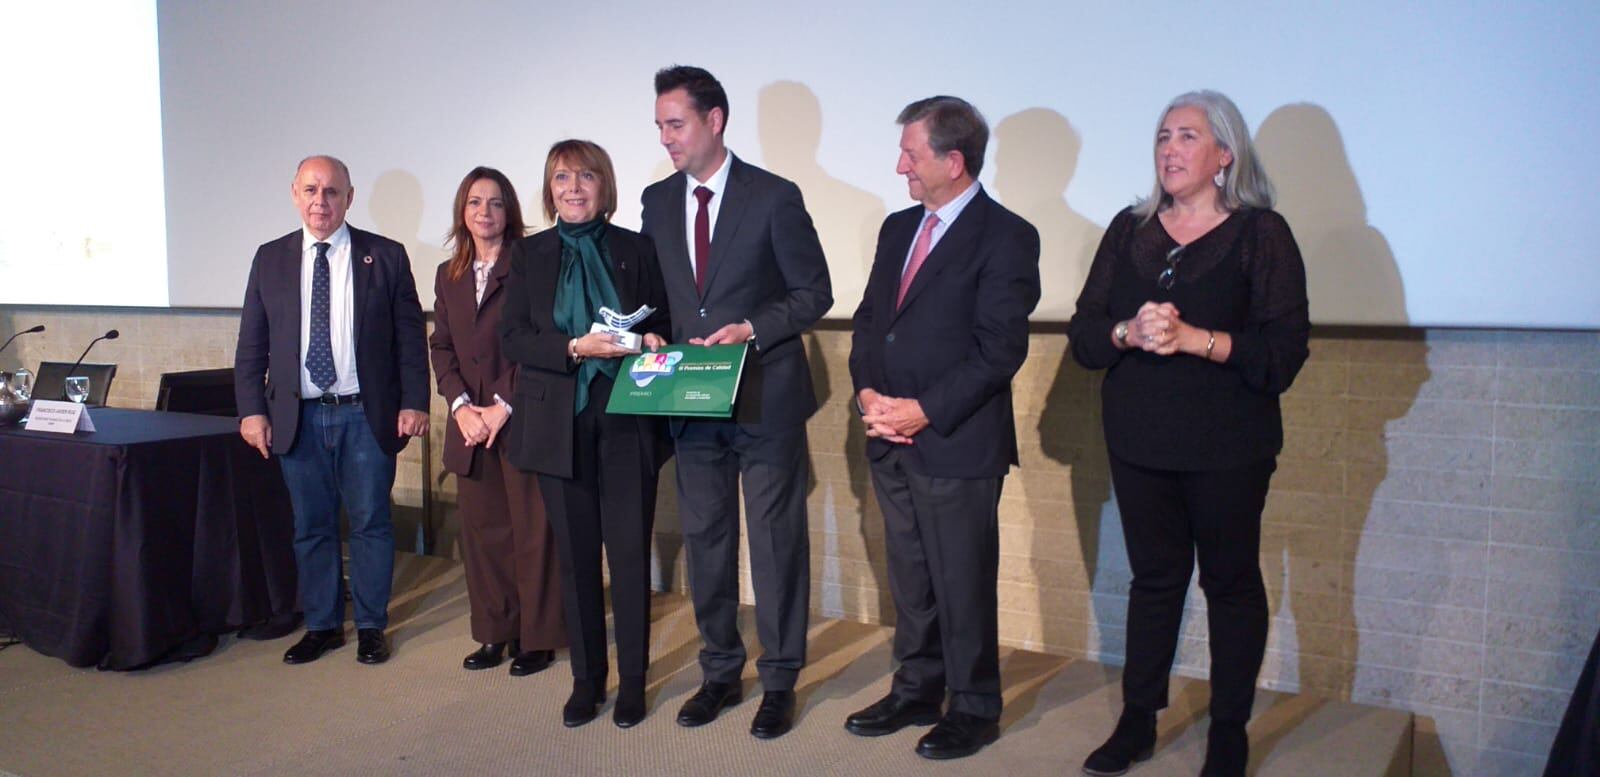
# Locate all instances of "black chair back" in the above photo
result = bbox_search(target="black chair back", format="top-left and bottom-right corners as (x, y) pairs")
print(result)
(156, 368), (238, 417)
(34, 361), (117, 406)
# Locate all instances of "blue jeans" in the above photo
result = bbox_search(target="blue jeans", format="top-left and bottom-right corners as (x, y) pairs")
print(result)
(278, 401), (397, 631)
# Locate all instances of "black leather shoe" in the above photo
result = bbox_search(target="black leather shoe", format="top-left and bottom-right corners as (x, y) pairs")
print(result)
(563, 678), (606, 728)
(509, 648), (554, 677)
(845, 693), (941, 737)
(462, 642), (507, 670)
(614, 676), (647, 729)
(1199, 720), (1248, 777)
(915, 711), (1000, 760)
(675, 681), (742, 727)
(355, 628), (389, 664)
(749, 690), (796, 739)
(282, 628), (344, 664)
(1083, 708), (1157, 776)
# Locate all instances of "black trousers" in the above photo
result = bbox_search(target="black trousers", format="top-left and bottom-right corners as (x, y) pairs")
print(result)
(869, 447), (1003, 720)
(537, 388), (658, 682)
(1108, 454), (1276, 723)
(674, 418), (810, 691)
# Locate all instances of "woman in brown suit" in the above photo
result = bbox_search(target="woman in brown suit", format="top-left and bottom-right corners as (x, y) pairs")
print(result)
(429, 166), (566, 675)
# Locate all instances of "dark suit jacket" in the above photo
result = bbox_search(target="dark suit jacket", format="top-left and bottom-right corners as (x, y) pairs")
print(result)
(498, 225), (672, 480)
(234, 226), (430, 457)
(848, 188), (1041, 479)
(429, 255), (517, 478)
(640, 154), (832, 429)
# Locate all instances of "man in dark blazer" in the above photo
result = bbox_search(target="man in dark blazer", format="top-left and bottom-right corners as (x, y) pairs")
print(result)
(845, 97), (1041, 760)
(641, 65), (832, 740)
(234, 155), (430, 666)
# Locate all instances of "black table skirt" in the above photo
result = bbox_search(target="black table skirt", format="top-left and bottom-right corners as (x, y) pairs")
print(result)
(0, 408), (297, 669)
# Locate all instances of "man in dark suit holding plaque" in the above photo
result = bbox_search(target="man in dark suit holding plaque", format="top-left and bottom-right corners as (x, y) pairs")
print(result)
(845, 97), (1040, 759)
(640, 65), (832, 740)
(234, 155), (430, 667)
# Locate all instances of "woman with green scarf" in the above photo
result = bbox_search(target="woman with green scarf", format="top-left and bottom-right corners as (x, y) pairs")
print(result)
(500, 139), (672, 729)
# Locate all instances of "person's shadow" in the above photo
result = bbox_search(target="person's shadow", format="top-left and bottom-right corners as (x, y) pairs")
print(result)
(757, 80), (886, 319)
(993, 108), (1103, 320)
(1252, 103), (1428, 765)
(991, 107), (1117, 660)
(366, 168), (446, 554)
(757, 80), (894, 623)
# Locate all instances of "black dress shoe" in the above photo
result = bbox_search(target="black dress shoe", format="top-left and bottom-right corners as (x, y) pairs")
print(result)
(750, 690), (796, 739)
(462, 642), (507, 670)
(509, 649), (554, 677)
(675, 681), (742, 727)
(282, 629), (344, 664)
(1199, 720), (1248, 777)
(915, 711), (1000, 760)
(845, 693), (942, 737)
(1083, 708), (1157, 776)
(356, 628), (389, 664)
(563, 678), (606, 728)
(613, 675), (647, 729)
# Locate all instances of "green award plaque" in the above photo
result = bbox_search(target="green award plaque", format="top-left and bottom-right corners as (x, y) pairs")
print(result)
(605, 343), (747, 417)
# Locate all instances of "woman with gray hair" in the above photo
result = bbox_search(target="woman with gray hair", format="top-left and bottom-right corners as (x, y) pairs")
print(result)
(1067, 90), (1310, 776)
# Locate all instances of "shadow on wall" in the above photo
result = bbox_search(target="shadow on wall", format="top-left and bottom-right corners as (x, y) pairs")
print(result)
(1254, 103), (1431, 759)
(1256, 104), (1406, 326)
(1001, 105), (1117, 660)
(993, 107), (1104, 323)
(757, 80), (886, 319)
(367, 169), (443, 309)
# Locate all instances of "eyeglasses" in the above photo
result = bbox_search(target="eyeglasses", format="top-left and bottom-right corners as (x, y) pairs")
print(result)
(1157, 244), (1185, 290)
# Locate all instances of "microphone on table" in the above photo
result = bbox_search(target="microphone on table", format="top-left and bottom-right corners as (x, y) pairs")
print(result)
(0, 324), (45, 356)
(63, 329), (120, 391)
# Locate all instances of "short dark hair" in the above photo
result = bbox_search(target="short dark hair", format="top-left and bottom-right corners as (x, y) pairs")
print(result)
(897, 96), (988, 179)
(654, 65), (730, 131)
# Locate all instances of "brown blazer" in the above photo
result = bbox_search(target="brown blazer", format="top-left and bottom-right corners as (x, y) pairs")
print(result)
(499, 225), (672, 480)
(430, 254), (517, 478)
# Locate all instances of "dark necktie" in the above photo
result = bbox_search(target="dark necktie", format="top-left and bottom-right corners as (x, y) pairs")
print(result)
(307, 241), (337, 391)
(693, 185), (713, 296)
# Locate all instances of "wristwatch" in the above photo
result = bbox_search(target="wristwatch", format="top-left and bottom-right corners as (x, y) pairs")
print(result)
(1114, 321), (1130, 347)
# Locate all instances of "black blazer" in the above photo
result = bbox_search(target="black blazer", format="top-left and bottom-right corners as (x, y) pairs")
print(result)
(499, 225), (672, 479)
(640, 154), (832, 430)
(429, 254), (517, 478)
(848, 188), (1041, 479)
(233, 226), (429, 456)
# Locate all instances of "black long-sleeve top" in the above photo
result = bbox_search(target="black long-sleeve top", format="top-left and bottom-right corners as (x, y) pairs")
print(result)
(1068, 206), (1310, 470)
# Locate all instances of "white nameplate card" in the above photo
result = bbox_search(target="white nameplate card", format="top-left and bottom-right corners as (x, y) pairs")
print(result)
(24, 399), (97, 434)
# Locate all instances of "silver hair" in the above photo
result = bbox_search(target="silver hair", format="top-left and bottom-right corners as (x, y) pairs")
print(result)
(295, 154), (352, 186)
(1132, 90), (1274, 221)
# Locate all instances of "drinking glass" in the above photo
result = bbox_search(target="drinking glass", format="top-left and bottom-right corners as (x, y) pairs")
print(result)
(11, 367), (31, 401)
(65, 376), (90, 404)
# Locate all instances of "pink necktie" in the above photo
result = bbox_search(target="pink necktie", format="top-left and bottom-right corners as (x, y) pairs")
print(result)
(896, 213), (940, 309)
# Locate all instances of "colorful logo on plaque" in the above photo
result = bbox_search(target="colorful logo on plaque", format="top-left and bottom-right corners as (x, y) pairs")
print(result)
(628, 351), (683, 387)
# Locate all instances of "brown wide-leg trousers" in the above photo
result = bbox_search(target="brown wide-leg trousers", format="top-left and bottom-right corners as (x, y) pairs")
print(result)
(456, 444), (566, 649)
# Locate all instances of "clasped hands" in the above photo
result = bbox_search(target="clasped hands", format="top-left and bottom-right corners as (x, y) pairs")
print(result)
(452, 403), (507, 448)
(1123, 301), (1205, 357)
(857, 387), (928, 445)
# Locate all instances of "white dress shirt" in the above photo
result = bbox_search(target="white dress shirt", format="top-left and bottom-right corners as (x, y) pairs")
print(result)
(298, 223), (360, 397)
(683, 149), (734, 285)
(903, 180), (983, 273)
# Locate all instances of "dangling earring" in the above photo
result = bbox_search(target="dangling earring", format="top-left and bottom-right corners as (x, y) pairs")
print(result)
(1213, 167), (1227, 188)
